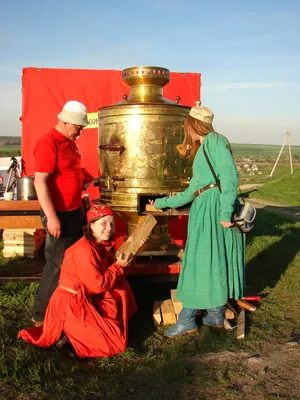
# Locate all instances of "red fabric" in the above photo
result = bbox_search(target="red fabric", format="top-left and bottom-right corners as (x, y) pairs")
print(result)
(18, 237), (137, 358)
(34, 128), (84, 211)
(87, 205), (114, 223)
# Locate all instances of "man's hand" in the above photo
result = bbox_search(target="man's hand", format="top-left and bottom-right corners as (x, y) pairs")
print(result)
(47, 215), (61, 238)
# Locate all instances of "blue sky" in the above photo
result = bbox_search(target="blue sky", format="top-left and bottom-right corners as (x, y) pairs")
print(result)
(1, 0), (300, 145)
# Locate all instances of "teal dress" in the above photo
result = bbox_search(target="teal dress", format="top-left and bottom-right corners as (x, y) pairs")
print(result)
(154, 132), (245, 309)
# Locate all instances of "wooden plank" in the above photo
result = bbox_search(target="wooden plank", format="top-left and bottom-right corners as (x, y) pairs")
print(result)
(3, 236), (35, 241)
(160, 299), (176, 325)
(145, 204), (163, 213)
(237, 309), (246, 340)
(224, 307), (235, 320)
(0, 216), (43, 229)
(0, 200), (40, 211)
(224, 319), (234, 330)
(3, 234), (35, 238)
(226, 302), (238, 315)
(3, 228), (35, 232)
(3, 245), (35, 251)
(116, 214), (157, 258)
(153, 301), (162, 326)
(3, 240), (35, 245)
(170, 289), (182, 317)
(2, 252), (35, 259)
(3, 245), (36, 250)
(237, 299), (257, 312)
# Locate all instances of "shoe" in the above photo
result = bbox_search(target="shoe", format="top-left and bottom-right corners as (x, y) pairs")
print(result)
(31, 317), (44, 327)
(164, 308), (198, 337)
(202, 306), (224, 328)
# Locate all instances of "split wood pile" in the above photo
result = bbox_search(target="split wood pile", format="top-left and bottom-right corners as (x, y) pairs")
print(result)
(2, 229), (46, 258)
(153, 290), (258, 339)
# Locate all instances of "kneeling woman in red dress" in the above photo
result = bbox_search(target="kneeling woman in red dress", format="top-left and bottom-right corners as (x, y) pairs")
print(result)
(18, 205), (137, 358)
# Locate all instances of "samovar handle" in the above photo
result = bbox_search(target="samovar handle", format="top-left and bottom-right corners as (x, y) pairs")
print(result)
(112, 176), (125, 182)
(98, 144), (126, 156)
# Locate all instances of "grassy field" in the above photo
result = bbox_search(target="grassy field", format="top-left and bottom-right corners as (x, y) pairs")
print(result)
(0, 209), (300, 399)
(249, 168), (300, 206)
(0, 146), (21, 157)
(0, 137), (21, 156)
(231, 143), (300, 160)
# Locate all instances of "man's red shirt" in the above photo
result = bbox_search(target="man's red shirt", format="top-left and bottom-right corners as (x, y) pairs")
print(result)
(34, 128), (85, 212)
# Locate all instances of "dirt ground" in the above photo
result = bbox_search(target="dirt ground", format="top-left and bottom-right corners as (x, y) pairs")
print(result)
(183, 341), (300, 400)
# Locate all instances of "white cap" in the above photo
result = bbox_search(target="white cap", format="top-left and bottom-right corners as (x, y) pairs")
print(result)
(189, 105), (214, 124)
(57, 101), (88, 126)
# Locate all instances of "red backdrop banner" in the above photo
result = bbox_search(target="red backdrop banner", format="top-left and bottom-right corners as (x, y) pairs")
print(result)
(21, 67), (201, 249)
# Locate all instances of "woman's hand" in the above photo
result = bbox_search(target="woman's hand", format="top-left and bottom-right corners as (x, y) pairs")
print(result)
(116, 252), (133, 268)
(220, 221), (234, 228)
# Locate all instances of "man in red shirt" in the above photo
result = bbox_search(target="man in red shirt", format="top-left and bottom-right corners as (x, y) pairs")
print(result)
(32, 100), (93, 326)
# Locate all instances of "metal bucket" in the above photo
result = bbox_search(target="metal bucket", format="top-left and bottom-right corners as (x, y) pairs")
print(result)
(16, 176), (37, 200)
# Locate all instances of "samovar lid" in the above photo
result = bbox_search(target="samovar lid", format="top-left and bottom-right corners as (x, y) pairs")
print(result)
(122, 66), (170, 88)
(100, 66), (186, 107)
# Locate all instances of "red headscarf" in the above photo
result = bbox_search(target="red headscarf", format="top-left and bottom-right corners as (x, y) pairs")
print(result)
(86, 205), (114, 224)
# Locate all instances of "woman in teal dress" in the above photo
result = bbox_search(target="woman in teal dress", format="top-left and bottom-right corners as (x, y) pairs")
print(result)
(150, 105), (246, 337)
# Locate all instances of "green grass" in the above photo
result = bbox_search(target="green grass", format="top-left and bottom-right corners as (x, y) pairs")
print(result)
(0, 146), (21, 157)
(231, 143), (300, 160)
(0, 136), (21, 157)
(249, 168), (300, 206)
(0, 211), (300, 399)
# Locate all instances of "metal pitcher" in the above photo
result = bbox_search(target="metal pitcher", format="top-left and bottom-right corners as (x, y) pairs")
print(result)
(16, 176), (37, 200)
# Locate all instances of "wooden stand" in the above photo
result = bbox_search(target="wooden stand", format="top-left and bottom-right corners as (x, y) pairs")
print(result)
(2, 229), (36, 258)
(0, 200), (43, 229)
(0, 200), (44, 258)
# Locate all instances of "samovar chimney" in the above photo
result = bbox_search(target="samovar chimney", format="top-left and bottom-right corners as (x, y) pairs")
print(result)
(118, 66), (174, 104)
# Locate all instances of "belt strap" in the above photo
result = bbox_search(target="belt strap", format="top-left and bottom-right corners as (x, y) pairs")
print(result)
(59, 285), (78, 295)
(193, 183), (218, 198)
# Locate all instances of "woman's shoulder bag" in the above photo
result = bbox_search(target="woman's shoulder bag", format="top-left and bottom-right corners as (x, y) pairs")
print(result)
(202, 146), (256, 233)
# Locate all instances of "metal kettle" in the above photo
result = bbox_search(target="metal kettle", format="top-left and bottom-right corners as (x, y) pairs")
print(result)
(16, 176), (37, 200)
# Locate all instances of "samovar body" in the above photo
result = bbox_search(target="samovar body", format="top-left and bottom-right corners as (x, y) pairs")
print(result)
(98, 66), (191, 253)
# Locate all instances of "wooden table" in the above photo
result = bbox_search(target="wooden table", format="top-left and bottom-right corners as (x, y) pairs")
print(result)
(0, 200), (43, 229)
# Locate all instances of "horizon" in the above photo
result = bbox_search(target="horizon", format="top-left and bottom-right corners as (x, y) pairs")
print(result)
(1, 135), (300, 148)
(1, 0), (300, 145)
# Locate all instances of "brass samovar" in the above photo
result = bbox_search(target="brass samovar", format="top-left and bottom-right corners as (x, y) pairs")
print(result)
(97, 66), (191, 256)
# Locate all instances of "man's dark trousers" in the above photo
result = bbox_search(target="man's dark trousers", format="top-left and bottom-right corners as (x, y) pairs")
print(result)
(32, 208), (82, 322)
